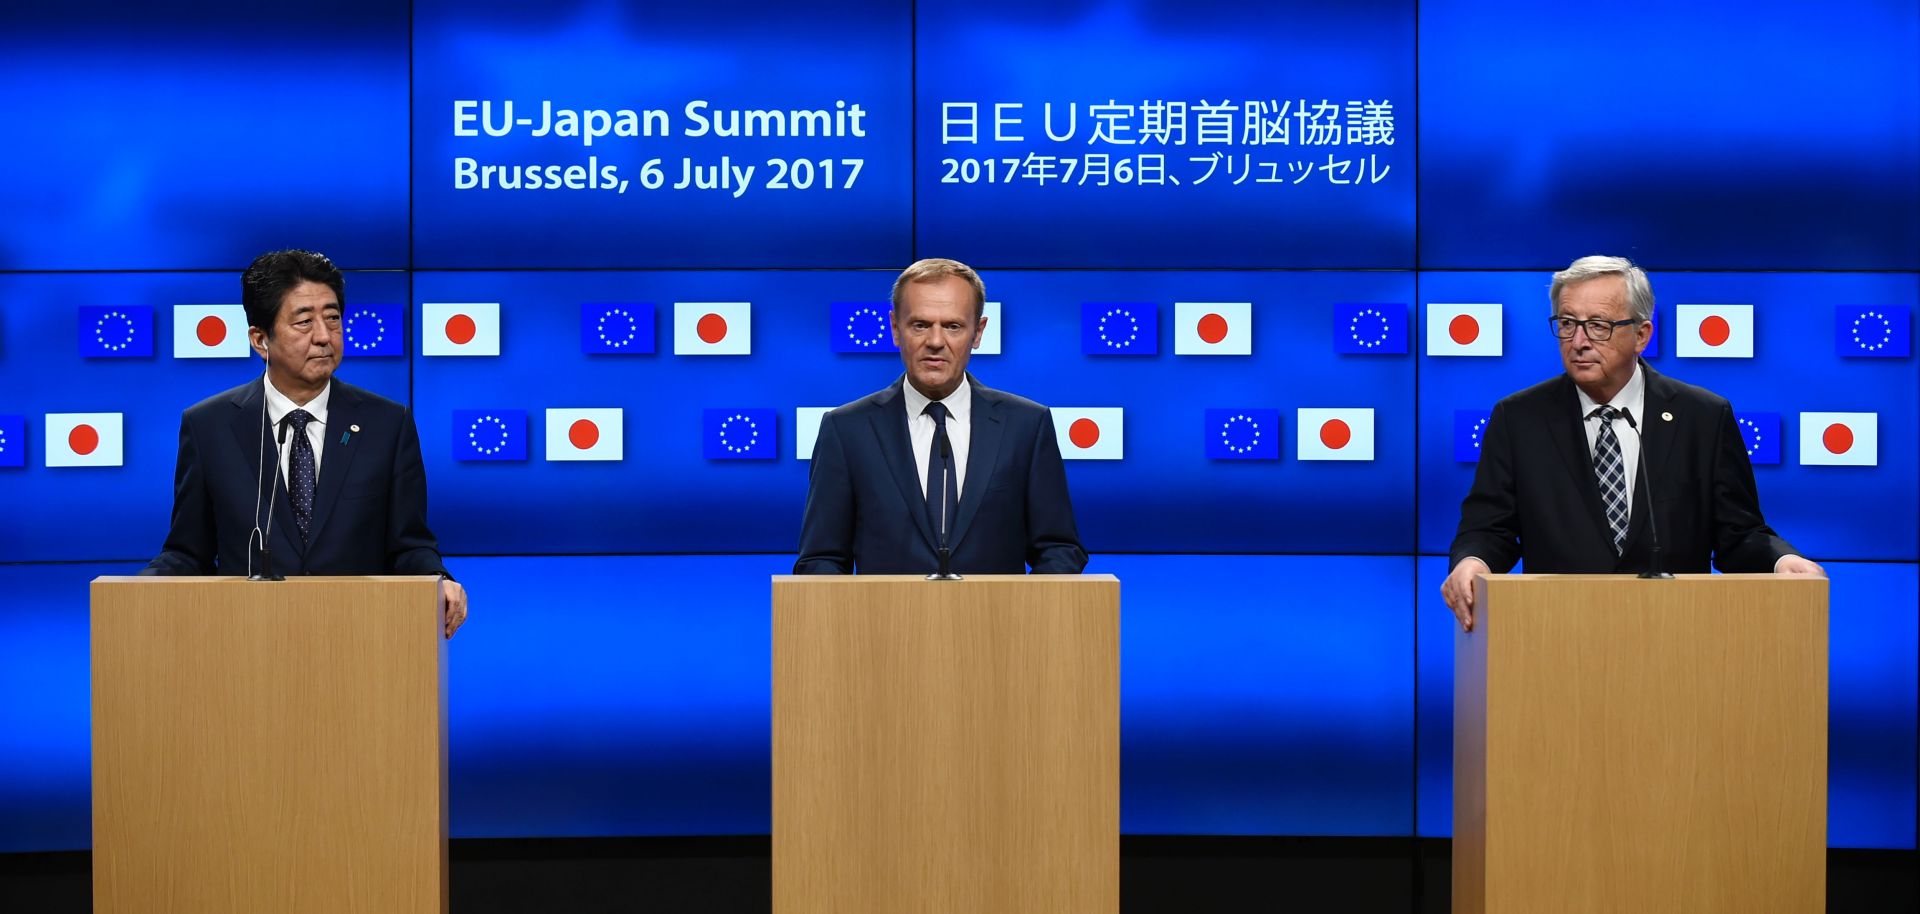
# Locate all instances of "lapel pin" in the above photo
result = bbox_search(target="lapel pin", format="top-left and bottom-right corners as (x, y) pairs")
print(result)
(350, 424), (361, 433)
(1662, 412), (1673, 422)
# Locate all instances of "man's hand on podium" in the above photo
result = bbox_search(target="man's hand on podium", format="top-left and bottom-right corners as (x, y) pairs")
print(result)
(1441, 557), (1490, 633)
(442, 578), (468, 639)
(1774, 554), (1825, 577)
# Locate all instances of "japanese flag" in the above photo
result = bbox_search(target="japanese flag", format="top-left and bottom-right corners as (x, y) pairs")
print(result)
(674, 302), (751, 355)
(975, 301), (1002, 355)
(1297, 407), (1375, 461)
(545, 408), (623, 461)
(422, 303), (500, 356)
(1674, 305), (1753, 358)
(795, 406), (834, 461)
(172, 305), (249, 358)
(46, 412), (123, 467)
(1798, 412), (1876, 466)
(1426, 303), (1502, 356)
(1053, 407), (1124, 460)
(1174, 302), (1253, 355)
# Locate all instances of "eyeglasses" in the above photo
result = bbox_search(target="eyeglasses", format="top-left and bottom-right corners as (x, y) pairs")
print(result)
(1548, 316), (1640, 342)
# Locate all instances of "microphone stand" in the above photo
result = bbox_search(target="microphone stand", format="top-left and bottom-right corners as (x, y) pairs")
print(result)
(1621, 410), (1671, 580)
(249, 396), (288, 582)
(926, 426), (962, 581)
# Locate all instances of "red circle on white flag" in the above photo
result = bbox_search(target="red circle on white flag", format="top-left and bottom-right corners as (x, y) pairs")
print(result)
(568, 420), (600, 451)
(1197, 313), (1229, 345)
(1698, 315), (1731, 347)
(1320, 419), (1352, 450)
(1068, 418), (1100, 449)
(69, 424), (99, 456)
(195, 316), (226, 346)
(1448, 315), (1479, 345)
(697, 313), (728, 344)
(1823, 423), (1854, 455)
(446, 314), (477, 345)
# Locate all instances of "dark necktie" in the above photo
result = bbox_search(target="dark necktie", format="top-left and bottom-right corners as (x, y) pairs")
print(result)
(1590, 405), (1629, 555)
(923, 402), (958, 543)
(285, 409), (317, 542)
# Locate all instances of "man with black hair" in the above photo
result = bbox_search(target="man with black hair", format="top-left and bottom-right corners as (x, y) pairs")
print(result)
(143, 250), (468, 638)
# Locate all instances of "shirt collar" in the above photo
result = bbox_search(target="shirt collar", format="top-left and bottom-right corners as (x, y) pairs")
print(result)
(263, 376), (331, 427)
(901, 375), (972, 424)
(1575, 362), (1645, 422)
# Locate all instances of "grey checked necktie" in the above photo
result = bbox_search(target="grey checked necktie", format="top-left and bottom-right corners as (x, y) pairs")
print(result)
(285, 409), (317, 542)
(1590, 405), (1629, 555)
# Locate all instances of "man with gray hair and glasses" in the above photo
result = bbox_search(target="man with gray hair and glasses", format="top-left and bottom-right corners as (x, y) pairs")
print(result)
(1441, 255), (1822, 631)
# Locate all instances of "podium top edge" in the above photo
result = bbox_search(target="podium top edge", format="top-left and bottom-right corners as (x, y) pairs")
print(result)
(771, 573), (1119, 584)
(1486, 573), (1823, 584)
(91, 575), (444, 585)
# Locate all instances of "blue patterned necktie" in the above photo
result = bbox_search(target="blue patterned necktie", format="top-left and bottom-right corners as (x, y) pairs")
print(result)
(285, 409), (317, 542)
(1590, 405), (1629, 555)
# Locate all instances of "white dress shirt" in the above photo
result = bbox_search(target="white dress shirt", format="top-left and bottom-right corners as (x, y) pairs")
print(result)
(263, 377), (331, 487)
(901, 377), (972, 500)
(1576, 363), (1646, 518)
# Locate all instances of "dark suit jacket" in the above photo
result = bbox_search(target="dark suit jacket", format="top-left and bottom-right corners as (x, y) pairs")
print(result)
(1450, 362), (1796, 574)
(143, 378), (449, 577)
(794, 375), (1087, 575)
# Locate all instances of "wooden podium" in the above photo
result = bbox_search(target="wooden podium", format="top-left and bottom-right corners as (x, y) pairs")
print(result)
(90, 576), (449, 914)
(771, 574), (1119, 914)
(1454, 574), (1828, 914)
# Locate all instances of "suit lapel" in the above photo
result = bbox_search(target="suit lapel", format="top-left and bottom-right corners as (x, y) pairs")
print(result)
(948, 379), (1004, 551)
(867, 380), (938, 551)
(1544, 376), (1619, 547)
(303, 382), (361, 549)
(227, 381), (303, 561)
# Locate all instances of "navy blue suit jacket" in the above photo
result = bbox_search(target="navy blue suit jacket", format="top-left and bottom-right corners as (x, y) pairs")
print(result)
(143, 377), (449, 577)
(794, 376), (1087, 575)
(1449, 363), (1796, 575)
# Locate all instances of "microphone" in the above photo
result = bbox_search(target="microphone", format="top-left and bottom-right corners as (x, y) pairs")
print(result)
(247, 357), (285, 582)
(927, 424), (962, 581)
(1619, 410), (1671, 580)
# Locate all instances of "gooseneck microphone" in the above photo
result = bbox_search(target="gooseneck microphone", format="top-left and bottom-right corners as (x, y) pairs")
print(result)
(247, 359), (285, 582)
(927, 424), (962, 581)
(1620, 410), (1672, 580)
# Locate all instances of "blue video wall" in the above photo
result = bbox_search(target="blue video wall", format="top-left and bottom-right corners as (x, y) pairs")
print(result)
(1, 0), (1916, 853)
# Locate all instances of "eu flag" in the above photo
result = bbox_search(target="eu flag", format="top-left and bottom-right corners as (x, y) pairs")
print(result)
(1835, 306), (1911, 358)
(1453, 410), (1493, 463)
(1333, 303), (1407, 354)
(1081, 302), (1158, 355)
(452, 410), (529, 461)
(0, 414), (24, 467)
(78, 306), (153, 358)
(704, 409), (777, 460)
(831, 301), (898, 353)
(1204, 409), (1280, 460)
(343, 303), (404, 356)
(582, 303), (657, 354)
(1735, 412), (1782, 465)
